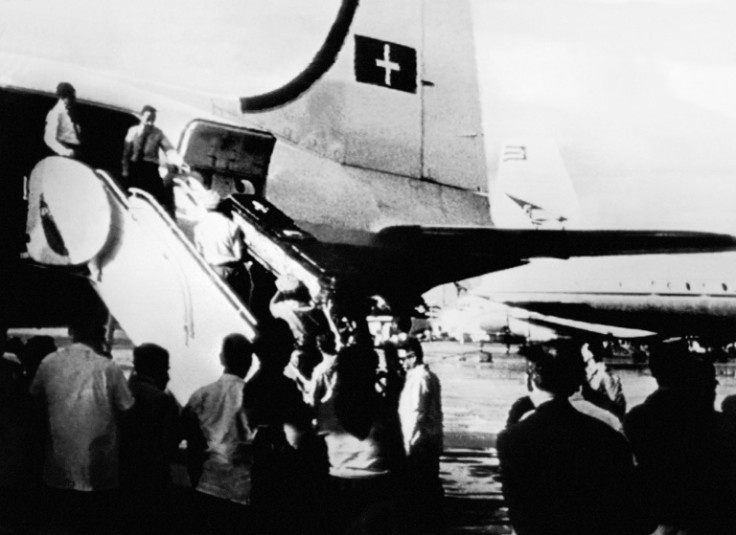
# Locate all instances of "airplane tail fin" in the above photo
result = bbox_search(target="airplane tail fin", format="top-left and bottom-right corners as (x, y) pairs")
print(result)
(491, 137), (580, 229)
(250, 0), (487, 192)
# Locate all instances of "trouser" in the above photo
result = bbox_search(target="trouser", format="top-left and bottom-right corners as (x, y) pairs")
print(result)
(189, 491), (254, 535)
(44, 487), (124, 535)
(327, 473), (402, 535)
(402, 455), (446, 535)
(128, 161), (174, 215)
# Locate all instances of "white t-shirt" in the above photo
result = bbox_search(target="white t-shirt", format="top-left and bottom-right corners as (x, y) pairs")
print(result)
(193, 211), (243, 267)
(30, 343), (134, 491)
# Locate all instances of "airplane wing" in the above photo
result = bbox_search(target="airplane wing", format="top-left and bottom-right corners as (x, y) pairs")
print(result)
(235, 223), (736, 314)
(358, 225), (736, 310)
(518, 313), (657, 341)
(377, 225), (736, 260)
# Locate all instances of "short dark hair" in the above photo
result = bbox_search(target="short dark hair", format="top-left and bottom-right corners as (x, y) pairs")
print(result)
(133, 343), (169, 377)
(254, 320), (293, 370)
(56, 82), (76, 98)
(140, 104), (157, 115)
(221, 333), (253, 375)
(68, 321), (106, 346)
(584, 340), (606, 362)
(648, 339), (689, 387)
(524, 340), (584, 397)
(401, 337), (424, 363)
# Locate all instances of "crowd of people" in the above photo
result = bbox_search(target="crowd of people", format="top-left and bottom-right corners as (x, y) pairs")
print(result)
(5, 299), (736, 535)
(0, 313), (444, 535)
(499, 338), (736, 535)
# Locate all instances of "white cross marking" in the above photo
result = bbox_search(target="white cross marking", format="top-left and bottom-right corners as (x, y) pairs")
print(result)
(375, 44), (400, 86)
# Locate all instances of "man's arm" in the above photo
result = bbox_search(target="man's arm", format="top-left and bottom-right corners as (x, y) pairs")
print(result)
(121, 129), (134, 177)
(400, 375), (423, 453)
(110, 364), (135, 413)
(158, 129), (189, 172)
(182, 403), (206, 486)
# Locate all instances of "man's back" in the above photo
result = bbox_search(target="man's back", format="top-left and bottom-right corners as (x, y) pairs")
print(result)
(184, 374), (255, 504)
(193, 211), (242, 267)
(625, 387), (736, 532)
(120, 373), (180, 491)
(498, 398), (643, 535)
(30, 343), (134, 491)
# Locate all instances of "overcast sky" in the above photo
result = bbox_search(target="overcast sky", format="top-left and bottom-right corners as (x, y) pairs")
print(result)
(472, 0), (736, 234)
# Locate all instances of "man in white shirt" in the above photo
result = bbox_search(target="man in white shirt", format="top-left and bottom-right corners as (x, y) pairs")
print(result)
(193, 201), (252, 302)
(193, 205), (244, 278)
(396, 339), (445, 534)
(183, 333), (256, 534)
(44, 82), (81, 158)
(30, 320), (134, 533)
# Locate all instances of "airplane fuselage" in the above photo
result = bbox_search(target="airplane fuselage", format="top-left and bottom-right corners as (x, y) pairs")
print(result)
(476, 254), (736, 339)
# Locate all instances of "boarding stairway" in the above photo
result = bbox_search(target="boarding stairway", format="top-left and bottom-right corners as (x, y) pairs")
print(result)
(24, 157), (256, 402)
(25, 150), (391, 403)
(89, 171), (265, 402)
(25, 157), (371, 402)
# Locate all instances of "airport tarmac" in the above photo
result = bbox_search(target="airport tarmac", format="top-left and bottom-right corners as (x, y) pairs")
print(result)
(8, 332), (736, 534)
(428, 340), (736, 534)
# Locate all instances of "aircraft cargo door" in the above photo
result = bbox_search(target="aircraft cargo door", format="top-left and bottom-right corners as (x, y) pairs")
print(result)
(178, 120), (276, 199)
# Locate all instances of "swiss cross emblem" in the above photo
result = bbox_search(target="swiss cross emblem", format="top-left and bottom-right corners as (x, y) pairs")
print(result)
(354, 35), (417, 94)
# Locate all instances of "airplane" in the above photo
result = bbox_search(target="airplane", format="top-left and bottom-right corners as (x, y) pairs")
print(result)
(2, 0), (735, 402)
(472, 251), (736, 346)
(467, 136), (736, 345)
(436, 0), (736, 348)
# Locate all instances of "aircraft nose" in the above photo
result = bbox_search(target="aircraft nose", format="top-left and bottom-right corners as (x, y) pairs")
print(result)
(26, 157), (114, 266)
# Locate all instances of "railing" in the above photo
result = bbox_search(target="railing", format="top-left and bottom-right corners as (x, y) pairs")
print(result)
(93, 170), (257, 341)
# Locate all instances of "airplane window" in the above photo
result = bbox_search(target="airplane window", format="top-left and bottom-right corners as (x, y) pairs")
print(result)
(686, 283), (691, 291)
(723, 283), (728, 292)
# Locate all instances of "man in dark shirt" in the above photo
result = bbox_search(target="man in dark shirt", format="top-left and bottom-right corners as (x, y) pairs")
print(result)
(497, 340), (649, 535)
(120, 343), (180, 535)
(624, 341), (736, 534)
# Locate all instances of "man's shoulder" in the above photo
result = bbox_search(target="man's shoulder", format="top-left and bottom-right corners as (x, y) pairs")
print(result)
(510, 399), (606, 432)
(186, 377), (226, 406)
(129, 375), (163, 397)
(45, 100), (62, 117)
(409, 363), (438, 382)
(501, 401), (625, 455)
(35, 348), (65, 376)
(187, 381), (214, 401)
